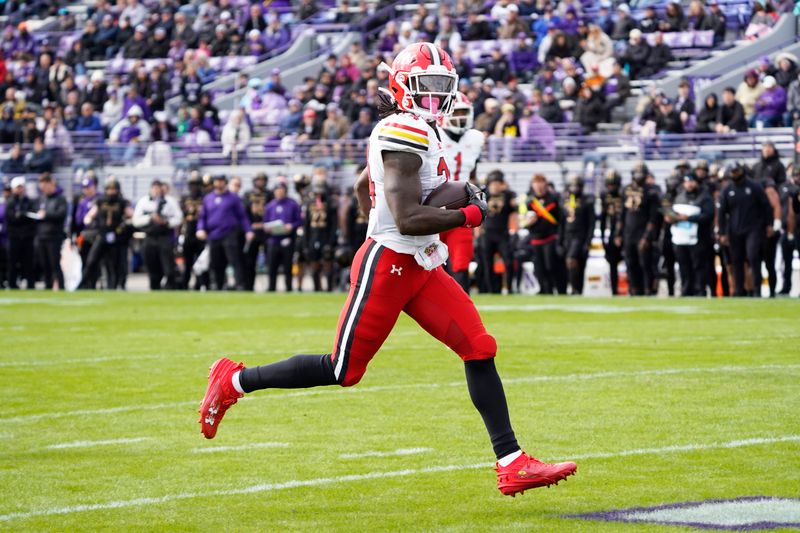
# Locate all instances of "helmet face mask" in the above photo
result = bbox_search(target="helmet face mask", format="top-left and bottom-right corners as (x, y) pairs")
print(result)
(386, 43), (459, 122)
(441, 92), (474, 134)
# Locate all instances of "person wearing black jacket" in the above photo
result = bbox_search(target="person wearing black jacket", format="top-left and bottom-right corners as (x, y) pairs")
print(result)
(34, 174), (68, 290)
(25, 137), (54, 174)
(716, 87), (747, 133)
(575, 86), (607, 133)
(619, 29), (650, 80)
(5, 177), (36, 289)
(1, 143), (26, 174)
(656, 98), (684, 133)
(707, 1), (727, 44)
(777, 174), (797, 295)
(751, 142), (785, 297)
(601, 169), (624, 295)
(525, 174), (564, 295)
(718, 163), (772, 297)
(621, 163), (662, 295)
(644, 32), (673, 77)
(695, 93), (719, 133)
(669, 174), (715, 296)
(538, 87), (564, 123)
(561, 176), (596, 295)
(242, 173), (272, 291)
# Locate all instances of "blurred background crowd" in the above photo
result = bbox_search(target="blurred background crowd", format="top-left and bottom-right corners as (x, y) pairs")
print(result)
(1, 0), (799, 295)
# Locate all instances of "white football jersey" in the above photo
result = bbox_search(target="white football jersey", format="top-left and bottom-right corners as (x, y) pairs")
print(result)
(441, 128), (484, 182)
(367, 112), (449, 255)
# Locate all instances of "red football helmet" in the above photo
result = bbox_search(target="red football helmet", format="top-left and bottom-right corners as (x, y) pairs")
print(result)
(384, 42), (458, 122)
(440, 91), (474, 135)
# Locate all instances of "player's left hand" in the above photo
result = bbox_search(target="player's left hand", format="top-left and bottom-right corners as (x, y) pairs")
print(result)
(245, 231), (254, 242)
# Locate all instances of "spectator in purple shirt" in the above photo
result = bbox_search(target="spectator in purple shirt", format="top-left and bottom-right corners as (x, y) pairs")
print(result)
(197, 175), (253, 290)
(122, 86), (151, 121)
(263, 179), (301, 292)
(11, 23), (36, 61)
(752, 75), (787, 127)
(263, 18), (290, 51)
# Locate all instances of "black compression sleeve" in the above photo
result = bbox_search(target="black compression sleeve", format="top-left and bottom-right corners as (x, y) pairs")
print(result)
(464, 359), (520, 459)
(239, 354), (338, 392)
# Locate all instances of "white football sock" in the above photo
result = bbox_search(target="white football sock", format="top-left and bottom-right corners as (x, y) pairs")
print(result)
(497, 449), (523, 467)
(231, 370), (245, 394)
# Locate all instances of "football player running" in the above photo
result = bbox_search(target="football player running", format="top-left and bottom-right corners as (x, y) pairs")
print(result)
(438, 92), (484, 292)
(198, 43), (576, 497)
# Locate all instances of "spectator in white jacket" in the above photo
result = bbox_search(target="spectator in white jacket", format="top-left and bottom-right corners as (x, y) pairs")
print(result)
(221, 109), (251, 158)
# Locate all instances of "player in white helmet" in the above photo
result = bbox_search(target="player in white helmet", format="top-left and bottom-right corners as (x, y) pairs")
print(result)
(439, 91), (485, 291)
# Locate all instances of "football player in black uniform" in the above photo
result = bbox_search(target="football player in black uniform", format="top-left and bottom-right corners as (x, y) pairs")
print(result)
(600, 169), (624, 295)
(620, 162), (661, 296)
(561, 175), (595, 295)
(303, 180), (338, 292)
(660, 171), (682, 296)
(81, 178), (133, 289)
(180, 172), (207, 290)
(478, 170), (518, 294)
(242, 173), (272, 291)
(292, 173), (311, 291)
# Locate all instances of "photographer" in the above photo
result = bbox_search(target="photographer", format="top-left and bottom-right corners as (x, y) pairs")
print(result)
(133, 180), (183, 290)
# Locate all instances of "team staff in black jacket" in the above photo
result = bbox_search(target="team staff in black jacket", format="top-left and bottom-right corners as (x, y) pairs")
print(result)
(525, 174), (564, 295)
(718, 163), (772, 297)
(5, 177), (36, 289)
(35, 173), (68, 290)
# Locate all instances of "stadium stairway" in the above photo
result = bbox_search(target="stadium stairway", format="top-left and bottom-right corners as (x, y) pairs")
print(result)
(212, 31), (360, 111)
(657, 14), (799, 102)
(697, 39), (800, 107)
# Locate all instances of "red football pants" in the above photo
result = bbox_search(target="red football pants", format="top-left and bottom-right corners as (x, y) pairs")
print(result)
(331, 239), (496, 386)
(440, 227), (474, 272)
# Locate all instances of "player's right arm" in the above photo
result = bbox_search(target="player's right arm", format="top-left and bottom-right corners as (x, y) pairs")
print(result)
(383, 151), (473, 236)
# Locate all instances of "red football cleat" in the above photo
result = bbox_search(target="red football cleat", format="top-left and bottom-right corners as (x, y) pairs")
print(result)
(198, 358), (244, 439)
(495, 452), (577, 496)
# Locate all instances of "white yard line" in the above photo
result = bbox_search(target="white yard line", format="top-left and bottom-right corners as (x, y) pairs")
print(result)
(1, 435), (797, 523)
(46, 437), (150, 450)
(339, 447), (433, 459)
(2, 363), (798, 424)
(191, 442), (289, 453)
(0, 351), (257, 368)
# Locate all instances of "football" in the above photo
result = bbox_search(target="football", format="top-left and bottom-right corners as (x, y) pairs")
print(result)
(423, 181), (470, 209)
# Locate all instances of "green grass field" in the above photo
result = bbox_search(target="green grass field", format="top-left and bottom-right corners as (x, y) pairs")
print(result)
(1, 293), (799, 531)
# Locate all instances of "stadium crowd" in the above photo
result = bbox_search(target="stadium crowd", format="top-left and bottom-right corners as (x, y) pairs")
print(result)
(1, 143), (798, 297)
(1, 0), (799, 162)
